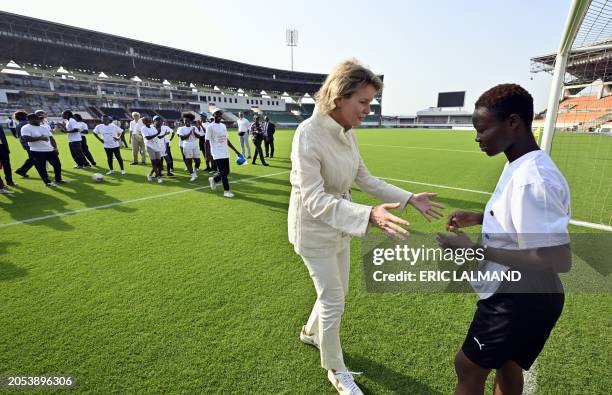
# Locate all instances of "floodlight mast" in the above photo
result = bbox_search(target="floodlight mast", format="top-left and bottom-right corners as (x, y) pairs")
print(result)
(286, 29), (298, 71)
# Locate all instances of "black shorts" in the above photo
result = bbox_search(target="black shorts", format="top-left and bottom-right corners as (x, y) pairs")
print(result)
(462, 291), (564, 370)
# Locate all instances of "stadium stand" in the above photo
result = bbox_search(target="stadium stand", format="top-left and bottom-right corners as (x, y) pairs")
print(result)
(0, 11), (386, 126)
(264, 111), (302, 125)
(155, 109), (182, 120)
(99, 107), (129, 120)
(532, 94), (612, 130)
(129, 108), (158, 118)
(300, 103), (315, 117)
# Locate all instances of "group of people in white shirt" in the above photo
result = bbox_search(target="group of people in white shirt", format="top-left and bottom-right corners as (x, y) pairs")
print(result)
(0, 108), (275, 198)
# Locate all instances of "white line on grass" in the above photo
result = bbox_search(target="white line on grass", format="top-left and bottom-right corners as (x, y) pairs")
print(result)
(361, 143), (481, 154)
(523, 360), (538, 395)
(378, 176), (612, 232)
(0, 171), (290, 229)
(2, 171), (610, 232)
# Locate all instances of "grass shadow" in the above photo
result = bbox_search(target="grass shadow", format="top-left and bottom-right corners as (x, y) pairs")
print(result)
(345, 353), (444, 395)
(0, 241), (28, 281)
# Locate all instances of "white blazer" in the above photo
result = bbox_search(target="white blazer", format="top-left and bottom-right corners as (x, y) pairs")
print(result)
(288, 107), (413, 257)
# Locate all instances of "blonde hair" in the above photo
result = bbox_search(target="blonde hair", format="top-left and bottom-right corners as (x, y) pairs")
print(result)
(132, 112), (140, 118)
(314, 59), (383, 114)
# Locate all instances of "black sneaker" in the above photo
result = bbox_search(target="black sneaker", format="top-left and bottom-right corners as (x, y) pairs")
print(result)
(7, 182), (17, 187)
(55, 179), (68, 184)
(130, 162), (137, 165)
(167, 172), (176, 178)
(263, 163), (270, 166)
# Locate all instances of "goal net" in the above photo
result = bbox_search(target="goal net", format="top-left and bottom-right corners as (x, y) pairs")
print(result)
(531, 0), (612, 231)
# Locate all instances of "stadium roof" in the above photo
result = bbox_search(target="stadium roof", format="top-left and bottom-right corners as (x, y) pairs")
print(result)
(0, 11), (384, 97)
(531, 1), (612, 85)
(531, 38), (612, 84)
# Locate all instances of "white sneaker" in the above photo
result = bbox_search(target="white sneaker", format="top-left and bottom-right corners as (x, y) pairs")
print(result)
(299, 326), (320, 349)
(223, 190), (234, 198)
(208, 176), (217, 190)
(0, 188), (14, 194)
(157, 177), (163, 184)
(121, 170), (126, 175)
(328, 370), (364, 395)
(190, 173), (198, 182)
(106, 170), (114, 175)
(146, 175), (153, 182)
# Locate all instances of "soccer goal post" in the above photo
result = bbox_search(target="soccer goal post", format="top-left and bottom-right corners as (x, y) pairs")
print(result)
(532, 0), (612, 231)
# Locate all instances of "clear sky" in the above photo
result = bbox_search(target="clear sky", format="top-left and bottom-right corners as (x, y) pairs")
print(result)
(3, 0), (571, 115)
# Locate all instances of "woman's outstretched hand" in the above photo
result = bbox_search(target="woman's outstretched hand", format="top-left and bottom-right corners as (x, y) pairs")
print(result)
(369, 202), (411, 239)
(408, 193), (445, 222)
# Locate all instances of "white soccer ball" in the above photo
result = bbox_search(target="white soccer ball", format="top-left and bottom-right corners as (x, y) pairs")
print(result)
(92, 173), (105, 183)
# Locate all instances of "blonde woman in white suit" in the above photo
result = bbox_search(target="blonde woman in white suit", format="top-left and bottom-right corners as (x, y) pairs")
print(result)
(288, 59), (444, 394)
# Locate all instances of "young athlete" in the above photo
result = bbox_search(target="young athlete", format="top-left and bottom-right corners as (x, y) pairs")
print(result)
(437, 84), (571, 395)
(57, 110), (89, 169)
(148, 116), (175, 178)
(140, 116), (164, 183)
(177, 113), (204, 182)
(206, 109), (241, 197)
(20, 113), (66, 187)
(93, 115), (125, 175)
(73, 113), (97, 166)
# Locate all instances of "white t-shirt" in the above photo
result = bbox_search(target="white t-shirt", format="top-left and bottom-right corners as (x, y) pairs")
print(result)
(157, 125), (173, 154)
(94, 123), (123, 148)
(236, 118), (250, 132)
(141, 125), (161, 151)
(206, 122), (230, 159)
(161, 125), (173, 144)
(20, 124), (54, 152)
(129, 120), (142, 136)
(473, 150), (571, 299)
(78, 121), (89, 133)
(178, 125), (204, 150)
(65, 118), (82, 142)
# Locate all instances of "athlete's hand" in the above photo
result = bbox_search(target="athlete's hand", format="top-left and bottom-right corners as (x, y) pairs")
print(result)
(370, 203), (411, 239)
(446, 211), (483, 232)
(436, 230), (478, 250)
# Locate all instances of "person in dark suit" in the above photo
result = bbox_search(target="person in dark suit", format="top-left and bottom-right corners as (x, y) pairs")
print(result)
(249, 116), (268, 166)
(263, 116), (276, 158)
(0, 123), (15, 186)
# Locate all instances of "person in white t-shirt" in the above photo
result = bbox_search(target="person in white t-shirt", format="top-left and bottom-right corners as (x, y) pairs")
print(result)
(20, 113), (66, 187)
(140, 116), (165, 183)
(149, 116), (175, 178)
(204, 115), (217, 174)
(206, 109), (241, 198)
(177, 113), (205, 182)
(72, 113), (97, 167)
(195, 118), (207, 172)
(129, 112), (146, 165)
(437, 84), (571, 395)
(236, 112), (251, 159)
(93, 115), (126, 175)
(56, 110), (90, 169)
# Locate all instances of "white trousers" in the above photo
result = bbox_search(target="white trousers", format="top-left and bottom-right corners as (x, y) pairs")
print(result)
(239, 133), (251, 157)
(301, 242), (350, 371)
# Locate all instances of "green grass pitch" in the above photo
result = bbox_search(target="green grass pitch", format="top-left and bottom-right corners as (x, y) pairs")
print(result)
(0, 129), (610, 393)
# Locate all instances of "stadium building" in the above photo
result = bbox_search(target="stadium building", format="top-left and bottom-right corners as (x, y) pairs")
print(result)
(0, 11), (383, 127)
(531, 37), (612, 132)
(381, 91), (472, 129)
